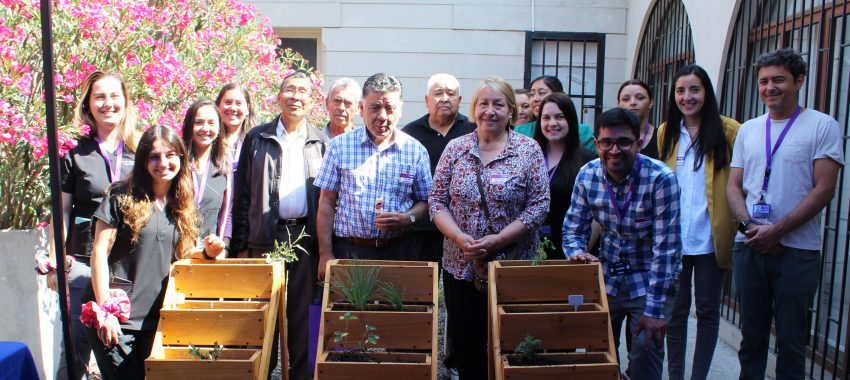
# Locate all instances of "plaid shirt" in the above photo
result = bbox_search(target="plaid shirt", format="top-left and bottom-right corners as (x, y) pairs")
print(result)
(314, 127), (432, 239)
(563, 155), (681, 319)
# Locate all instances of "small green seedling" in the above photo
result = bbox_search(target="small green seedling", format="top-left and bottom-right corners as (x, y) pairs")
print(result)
(514, 334), (543, 364)
(532, 237), (554, 266)
(188, 341), (223, 360)
(333, 311), (380, 351)
(379, 281), (405, 310)
(264, 226), (309, 263)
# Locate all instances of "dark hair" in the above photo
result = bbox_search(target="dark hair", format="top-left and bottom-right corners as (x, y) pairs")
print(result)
(533, 93), (586, 175)
(363, 72), (403, 98)
(114, 125), (199, 259)
(756, 48), (807, 78)
(279, 71), (311, 93)
(660, 64), (731, 171)
(514, 88), (531, 96)
(530, 75), (564, 93)
(617, 79), (654, 101)
(594, 108), (640, 138)
(181, 100), (230, 177)
(215, 83), (256, 139)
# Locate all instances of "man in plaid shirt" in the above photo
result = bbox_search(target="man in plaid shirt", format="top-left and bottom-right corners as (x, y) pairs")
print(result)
(315, 73), (432, 280)
(563, 107), (681, 380)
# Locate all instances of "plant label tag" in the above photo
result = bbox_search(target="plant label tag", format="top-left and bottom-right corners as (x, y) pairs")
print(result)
(568, 294), (584, 312)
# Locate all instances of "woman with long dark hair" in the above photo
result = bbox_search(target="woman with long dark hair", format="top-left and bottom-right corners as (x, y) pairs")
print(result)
(82, 126), (221, 379)
(515, 75), (596, 152)
(55, 71), (138, 379)
(618, 79), (658, 159)
(658, 64), (739, 380)
(532, 93), (595, 259)
(181, 100), (230, 255)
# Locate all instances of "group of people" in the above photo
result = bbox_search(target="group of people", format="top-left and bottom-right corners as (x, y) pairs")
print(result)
(44, 47), (843, 380)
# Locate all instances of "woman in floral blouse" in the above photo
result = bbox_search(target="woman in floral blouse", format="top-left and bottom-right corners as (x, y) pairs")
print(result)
(429, 76), (550, 379)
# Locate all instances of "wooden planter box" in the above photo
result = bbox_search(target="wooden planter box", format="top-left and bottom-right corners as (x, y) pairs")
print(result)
(145, 259), (286, 380)
(315, 259), (438, 379)
(488, 260), (618, 380)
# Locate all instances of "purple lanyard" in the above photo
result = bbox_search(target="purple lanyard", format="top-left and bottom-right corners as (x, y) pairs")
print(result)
(192, 157), (210, 206)
(94, 137), (123, 184)
(762, 106), (801, 194)
(230, 137), (242, 172)
(602, 155), (642, 222)
(543, 154), (558, 182)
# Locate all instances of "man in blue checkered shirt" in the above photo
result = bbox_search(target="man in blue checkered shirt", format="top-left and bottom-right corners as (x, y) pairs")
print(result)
(314, 73), (432, 280)
(563, 107), (681, 380)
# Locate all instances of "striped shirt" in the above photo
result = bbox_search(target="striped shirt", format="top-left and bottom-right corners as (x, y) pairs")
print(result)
(563, 155), (681, 319)
(314, 127), (432, 239)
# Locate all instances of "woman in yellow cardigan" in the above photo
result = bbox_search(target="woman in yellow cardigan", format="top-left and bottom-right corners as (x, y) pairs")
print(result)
(657, 64), (739, 380)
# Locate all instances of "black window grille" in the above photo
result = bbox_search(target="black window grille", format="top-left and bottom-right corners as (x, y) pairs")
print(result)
(719, 1), (850, 378)
(633, 0), (695, 128)
(524, 32), (605, 126)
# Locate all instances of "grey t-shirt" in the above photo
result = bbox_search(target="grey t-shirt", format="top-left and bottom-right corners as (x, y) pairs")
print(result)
(85, 189), (178, 331)
(730, 108), (844, 250)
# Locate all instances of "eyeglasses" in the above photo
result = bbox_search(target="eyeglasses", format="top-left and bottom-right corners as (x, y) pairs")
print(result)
(596, 138), (637, 151)
(282, 87), (311, 97)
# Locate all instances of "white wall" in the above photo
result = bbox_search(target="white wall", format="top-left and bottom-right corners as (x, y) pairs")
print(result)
(249, 0), (629, 124)
(625, 0), (739, 90)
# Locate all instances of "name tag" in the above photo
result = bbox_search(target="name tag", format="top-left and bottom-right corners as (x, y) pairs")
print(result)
(676, 156), (685, 167)
(490, 174), (509, 185)
(399, 172), (414, 185)
(608, 258), (632, 276)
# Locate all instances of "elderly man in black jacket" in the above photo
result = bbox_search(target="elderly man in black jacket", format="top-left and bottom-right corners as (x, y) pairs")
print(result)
(231, 71), (329, 380)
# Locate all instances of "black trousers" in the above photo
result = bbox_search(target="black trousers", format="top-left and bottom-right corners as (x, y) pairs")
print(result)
(85, 327), (155, 380)
(412, 229), (445, 264)
(443, 269), (488, 379)
(251, 222), (320, 380)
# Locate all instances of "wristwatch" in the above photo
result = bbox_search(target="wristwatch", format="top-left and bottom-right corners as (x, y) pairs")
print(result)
(408, 212), (416, 224)
(738, 219), (754, 234)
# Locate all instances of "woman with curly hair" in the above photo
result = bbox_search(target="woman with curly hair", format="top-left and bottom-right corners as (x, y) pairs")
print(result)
(82, 126), (221, 379)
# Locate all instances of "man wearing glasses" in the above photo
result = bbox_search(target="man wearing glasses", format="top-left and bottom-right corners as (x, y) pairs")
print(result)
(231, 71), (329, 380)
(562, 107), (681, 380)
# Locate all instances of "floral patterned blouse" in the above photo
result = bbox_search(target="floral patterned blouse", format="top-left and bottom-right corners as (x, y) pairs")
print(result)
(429, 131), (550, 281)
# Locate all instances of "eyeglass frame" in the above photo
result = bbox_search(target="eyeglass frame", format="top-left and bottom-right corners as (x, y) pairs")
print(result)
(595, 137), (638, 151)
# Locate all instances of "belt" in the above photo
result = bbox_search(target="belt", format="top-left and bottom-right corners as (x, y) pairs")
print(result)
(343, 235), (404, 248)
(278, 217), (308, 226)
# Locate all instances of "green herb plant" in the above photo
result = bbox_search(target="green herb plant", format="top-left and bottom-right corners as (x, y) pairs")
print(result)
(264, 226), (309, 264)
(330, 262), (382, 311)
(514, 334), (543, 364)
(188, 341), (224, 360)
(532, 237), (555, 266)
(379, 281), (405, 311)
(333, 311), (380, 352)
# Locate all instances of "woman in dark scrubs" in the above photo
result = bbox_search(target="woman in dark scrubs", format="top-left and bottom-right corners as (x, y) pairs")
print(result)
(56, 71), (138, 379)
(617, 79), (659, 159)
(84, 126), (223, 380)
(181, 100), (230, 252)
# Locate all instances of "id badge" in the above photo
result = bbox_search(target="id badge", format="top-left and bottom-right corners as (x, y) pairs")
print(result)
(752, 202), (771, 219)
(608, 258), (632, 276)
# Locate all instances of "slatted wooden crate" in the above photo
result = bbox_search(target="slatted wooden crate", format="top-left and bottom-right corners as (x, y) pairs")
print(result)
(314, 259), (438, 380)
(488, 260), (619, 380)
(145, 259), (287, 380)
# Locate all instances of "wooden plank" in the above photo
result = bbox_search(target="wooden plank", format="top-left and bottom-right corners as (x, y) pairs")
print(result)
(498, 311), (611, 351)
(501, 352), (619, 379)
(322, 310), (434, 350)
(315, 351), (432, 379)
(174, 301), (267, 310)
(492, 261), (602, 304)
(499, 303), (604, 313)
(325, 262), (436, 303)
(160, 307), (268, 346)
(145, 348), (261, 379)
(172, 259), (275, 299)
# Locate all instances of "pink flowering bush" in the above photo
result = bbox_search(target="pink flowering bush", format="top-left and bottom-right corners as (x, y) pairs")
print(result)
(0, 0), (326, 229)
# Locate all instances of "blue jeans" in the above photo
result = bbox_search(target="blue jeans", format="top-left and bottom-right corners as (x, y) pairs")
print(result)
(733, 243), (819, 380)
(68, 258), (93, 379)
(608, 278), (676, 380)
(666, 253), (727, 380)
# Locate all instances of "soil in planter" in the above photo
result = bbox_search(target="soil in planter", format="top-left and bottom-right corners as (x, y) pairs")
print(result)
(326, 351), (422, 364)
(330, 302), (429, 312)
(506, 354), (607, 366)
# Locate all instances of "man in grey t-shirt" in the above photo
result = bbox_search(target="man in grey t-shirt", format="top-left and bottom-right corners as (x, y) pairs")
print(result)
(727, 49), (844, 379)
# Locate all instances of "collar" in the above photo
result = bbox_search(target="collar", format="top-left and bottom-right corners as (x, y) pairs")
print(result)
(357, 125), (406, 151)
(276, 118), (308, 141)
(599, 154), (644, 186)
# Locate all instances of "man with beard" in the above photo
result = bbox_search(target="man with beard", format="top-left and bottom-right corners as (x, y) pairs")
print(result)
(314, 72), (432, 280)
(402, 73), (475, 263)
(562, 107), (681, 380)
(324, 77), (361, 139)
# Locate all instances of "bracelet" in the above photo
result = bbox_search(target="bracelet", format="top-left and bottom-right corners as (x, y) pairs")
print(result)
(80, 289), (131, 329)
(202, 248), (214, 260)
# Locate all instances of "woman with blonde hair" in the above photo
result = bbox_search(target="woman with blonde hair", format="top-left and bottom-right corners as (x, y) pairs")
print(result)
(430, 76), (549, 379)
(52, 71), (138, 379)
